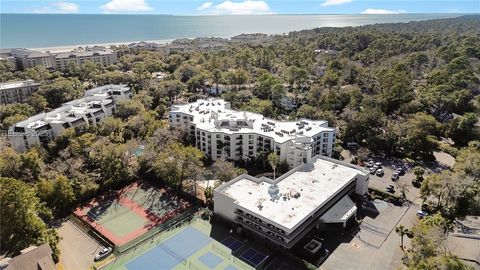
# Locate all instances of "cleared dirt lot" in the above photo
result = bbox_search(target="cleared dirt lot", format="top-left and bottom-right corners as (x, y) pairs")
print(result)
(57, 220), (104, 270)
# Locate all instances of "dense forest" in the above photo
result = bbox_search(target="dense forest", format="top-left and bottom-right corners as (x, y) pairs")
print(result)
(1, 15), (479, 268)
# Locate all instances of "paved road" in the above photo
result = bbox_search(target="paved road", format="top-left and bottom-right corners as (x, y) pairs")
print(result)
(57, 220), (103, 270)
(321, 202), (420, 270)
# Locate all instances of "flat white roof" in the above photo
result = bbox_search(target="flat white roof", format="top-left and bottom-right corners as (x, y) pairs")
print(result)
(11, 86), (123, 128)
(171, 99), (335, 143)
(0, 80), (39, 90)
(217, 156), (367, 230)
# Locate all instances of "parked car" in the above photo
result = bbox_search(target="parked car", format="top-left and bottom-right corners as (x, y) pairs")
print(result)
(94, 247), (112, 261)
(416, 210), (429, 219)
(386, 185), (395, 193)
(375, 169), (385, 176)
(391, 173), (399, 181)
(375, 162), (382, 168)
(365, 160), (375, 167)
(396, 168), (405, 175)
(369, 167), (377, 174)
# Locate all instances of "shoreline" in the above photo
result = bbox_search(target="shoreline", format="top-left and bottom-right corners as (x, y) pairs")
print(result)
(28, 39), (177, 53)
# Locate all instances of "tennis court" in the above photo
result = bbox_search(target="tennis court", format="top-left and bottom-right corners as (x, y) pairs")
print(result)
(93, 204), (149, 238)
(105, 222), (254, 270)
(73, 182), (193, 247)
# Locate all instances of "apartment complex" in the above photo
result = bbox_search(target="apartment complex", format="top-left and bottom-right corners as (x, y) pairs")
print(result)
(214, 155), (369, 249)
(0, 48), (118, 71)
(53, 49), (118, 71)
(0, 80), (40, 105)
(8, 85), (131, 151)
(0, 49), (54, 70)
(169, 99), (336, 168)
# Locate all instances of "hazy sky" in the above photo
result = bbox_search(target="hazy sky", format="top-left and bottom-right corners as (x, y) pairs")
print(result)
(1, 0), (478, 15)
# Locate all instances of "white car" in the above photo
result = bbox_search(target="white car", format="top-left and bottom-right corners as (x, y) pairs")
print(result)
(375, 162), (382, 168)
(94, 247), (112, 261)
(375, 169), (385, 176)
(416, 211), (429, 219)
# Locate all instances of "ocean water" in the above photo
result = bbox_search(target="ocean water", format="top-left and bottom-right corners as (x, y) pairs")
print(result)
(0, 14), (460, 48)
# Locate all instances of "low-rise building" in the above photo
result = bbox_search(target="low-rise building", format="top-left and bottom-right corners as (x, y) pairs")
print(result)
(0, 244), (56, 270)
(8, 84), (131, 151)
(0, 80), (40, 105)
(214, 155), (369, 249)
(169, 99), (336, 168)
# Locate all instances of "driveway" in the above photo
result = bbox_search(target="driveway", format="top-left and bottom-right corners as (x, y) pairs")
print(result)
(321, 201), (420, 270)
(57, 220), (103, 270)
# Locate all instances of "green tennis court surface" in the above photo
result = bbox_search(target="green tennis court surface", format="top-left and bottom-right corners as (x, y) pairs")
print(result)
(96, 204), (149, 238)
(74, 182), (193, 247)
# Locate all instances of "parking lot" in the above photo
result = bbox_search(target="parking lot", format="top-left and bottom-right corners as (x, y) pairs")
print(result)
(321, 201), (420, 270)
(57, 220), (105, 270)
(366, 160), (421, 203)
(341, 150), (421, 203)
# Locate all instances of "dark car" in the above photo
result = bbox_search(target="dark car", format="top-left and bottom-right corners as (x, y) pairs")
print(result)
(396, 168), (405, 175)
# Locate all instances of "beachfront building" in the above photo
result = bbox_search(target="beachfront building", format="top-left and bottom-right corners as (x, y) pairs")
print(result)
(0, 48), (54, 70)
(52, 49), (118, 71)
(169, 99), (336, 168)
(214, 155), (370, 249)
(8, 85), (131, 152)
(0, 48), (118, 71)
(0, 80), (40, 105)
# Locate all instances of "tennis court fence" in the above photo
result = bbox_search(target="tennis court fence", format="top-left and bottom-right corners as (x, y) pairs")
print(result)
(116, 204), (199, 253)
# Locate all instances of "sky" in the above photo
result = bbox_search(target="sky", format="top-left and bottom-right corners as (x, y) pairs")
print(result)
(0, 0), (478, 15)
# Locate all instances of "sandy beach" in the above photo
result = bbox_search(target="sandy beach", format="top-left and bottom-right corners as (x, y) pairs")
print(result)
(28, 39), (176, 53)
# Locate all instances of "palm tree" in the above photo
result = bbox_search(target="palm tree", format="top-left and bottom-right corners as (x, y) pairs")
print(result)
(395, 225), (410, 250)
(268, 152), (280, 180)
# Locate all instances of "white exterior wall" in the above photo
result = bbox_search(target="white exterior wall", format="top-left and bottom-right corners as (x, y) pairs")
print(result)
(169, 99), (335, 168)
(0, 80), (40, 105)
(213, 189), (237, 222)
(8, 85), (130, 152)
(213, 155), (369, 249)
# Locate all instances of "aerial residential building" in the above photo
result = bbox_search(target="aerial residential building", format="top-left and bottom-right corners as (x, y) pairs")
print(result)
(1, 48), (118, 71)
(214, 155), (370, 249)
(169, 99), (336, 168)
(52, 49), (118, 71)
(0, 244), (56, 270)
(0, 80), (40, 105)
(8, 84), (131, 152)
(0, 48), (54, 70)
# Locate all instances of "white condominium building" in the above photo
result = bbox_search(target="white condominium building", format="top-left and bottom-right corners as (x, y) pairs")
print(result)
(0, 80), (40, 105)
(8, 85), (132, 152)
(214, 155), (370, 249)
(169, 99), (336, 168)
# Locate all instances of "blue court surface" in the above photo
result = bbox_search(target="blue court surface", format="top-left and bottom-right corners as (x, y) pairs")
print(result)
(126, 226), (212, 270)
(239, 248), (268, 267)
(221, 236), (244, 253)
(199, 252), (222, 269)
(223, 266), (238, 270)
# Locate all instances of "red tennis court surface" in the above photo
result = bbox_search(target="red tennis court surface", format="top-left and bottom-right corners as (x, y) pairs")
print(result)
(74, 182), (192, 247)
